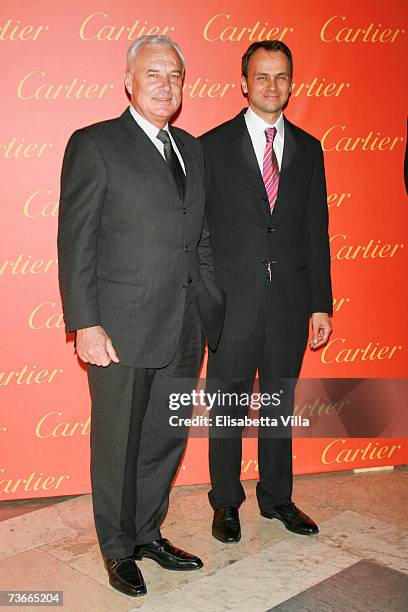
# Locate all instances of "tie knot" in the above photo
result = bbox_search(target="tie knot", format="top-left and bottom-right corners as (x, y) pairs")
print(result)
(157, 129), (171, 145)
(265, 127), (277, 144)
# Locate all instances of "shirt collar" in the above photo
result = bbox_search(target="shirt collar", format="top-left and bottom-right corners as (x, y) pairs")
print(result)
(129, 105), (169, 139)
(245, 106), (284, 140)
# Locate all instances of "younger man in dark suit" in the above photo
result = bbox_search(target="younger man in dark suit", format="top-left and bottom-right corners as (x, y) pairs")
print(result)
(201, 40), (332, 543)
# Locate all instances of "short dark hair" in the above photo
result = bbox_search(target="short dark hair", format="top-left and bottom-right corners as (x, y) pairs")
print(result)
(241, 40), (293, 78)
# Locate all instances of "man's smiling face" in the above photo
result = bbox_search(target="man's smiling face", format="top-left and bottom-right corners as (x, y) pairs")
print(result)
(125, 43), (183, 128)
(241, 48), (292, 123)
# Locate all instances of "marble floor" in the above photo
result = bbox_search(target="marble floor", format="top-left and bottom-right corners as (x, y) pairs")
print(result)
(0, 467), (407, 611)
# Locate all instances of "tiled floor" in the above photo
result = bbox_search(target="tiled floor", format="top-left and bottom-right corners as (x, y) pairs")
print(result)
(0, 467), (407, 611)
(269, 560), (408, 611)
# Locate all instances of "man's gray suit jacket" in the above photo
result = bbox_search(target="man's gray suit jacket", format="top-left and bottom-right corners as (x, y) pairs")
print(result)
(58, 108), (225, 367)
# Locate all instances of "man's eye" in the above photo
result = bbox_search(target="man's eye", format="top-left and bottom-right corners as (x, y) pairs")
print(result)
(170, 74), (181, 80)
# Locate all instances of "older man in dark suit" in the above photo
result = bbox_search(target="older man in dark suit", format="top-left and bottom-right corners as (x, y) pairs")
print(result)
(200, 40), (332, 544)
(58, 35), (224, 597)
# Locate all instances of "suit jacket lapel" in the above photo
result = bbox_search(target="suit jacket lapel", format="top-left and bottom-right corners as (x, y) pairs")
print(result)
(272, 117), (300, 220)
(118, 109), (183, 198)
(231, 112), (265, 195)
(228, 111), (271, 222)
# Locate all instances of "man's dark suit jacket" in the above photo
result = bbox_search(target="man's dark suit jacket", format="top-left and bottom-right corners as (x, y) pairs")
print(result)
(58, 108), (225, 367)
(200, 109), (332, 344)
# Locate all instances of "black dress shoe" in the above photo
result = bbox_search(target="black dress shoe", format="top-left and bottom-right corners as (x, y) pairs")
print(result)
(104, 557), (146, 597)
(212, 507), (241, 543)
(261, 502), (319, 536)
(134, 538), (203, 571)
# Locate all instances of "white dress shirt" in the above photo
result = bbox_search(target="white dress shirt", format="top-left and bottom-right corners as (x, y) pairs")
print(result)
(129, 105), (186, 174)
(244, 106), (285, 172)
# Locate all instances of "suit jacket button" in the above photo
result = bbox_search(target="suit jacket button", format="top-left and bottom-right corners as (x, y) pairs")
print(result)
(181, 283), (188, 289)
(184, 246), (188, 253)
(267, 227), (275, 233)
(182, 208), (187, 214)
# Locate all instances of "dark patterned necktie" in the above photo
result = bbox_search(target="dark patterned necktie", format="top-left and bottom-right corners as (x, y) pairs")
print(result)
(157, 129), (185, 199)
(262, 127), (279, 213)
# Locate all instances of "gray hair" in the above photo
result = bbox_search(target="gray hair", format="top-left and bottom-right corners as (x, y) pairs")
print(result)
(127, 35), (185, 75)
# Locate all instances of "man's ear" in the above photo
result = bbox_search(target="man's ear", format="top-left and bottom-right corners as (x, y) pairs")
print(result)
(241, 76), (248, 95)
(124, 72), (133, 95)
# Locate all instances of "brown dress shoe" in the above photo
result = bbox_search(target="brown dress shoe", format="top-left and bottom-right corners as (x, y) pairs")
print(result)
(104, 557), (146, 596)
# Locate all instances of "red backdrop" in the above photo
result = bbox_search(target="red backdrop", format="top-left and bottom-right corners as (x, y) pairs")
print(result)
(1, 0), (407, 499)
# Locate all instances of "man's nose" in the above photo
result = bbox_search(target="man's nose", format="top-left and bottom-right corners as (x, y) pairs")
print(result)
(267, 77), (277, 90)
(159, 75), (171, 90)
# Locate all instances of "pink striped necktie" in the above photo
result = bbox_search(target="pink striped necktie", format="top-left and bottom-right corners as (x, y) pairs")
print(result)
(262, 127), (279, 214)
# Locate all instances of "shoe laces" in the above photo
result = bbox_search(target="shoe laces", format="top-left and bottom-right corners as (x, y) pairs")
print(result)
(280, 501), (298, 517)
(223, 507), (239, 521)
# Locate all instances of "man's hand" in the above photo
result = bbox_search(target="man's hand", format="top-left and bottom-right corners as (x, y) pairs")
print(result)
(76, 325), (119, 367)
(309, 313), (332, 350)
